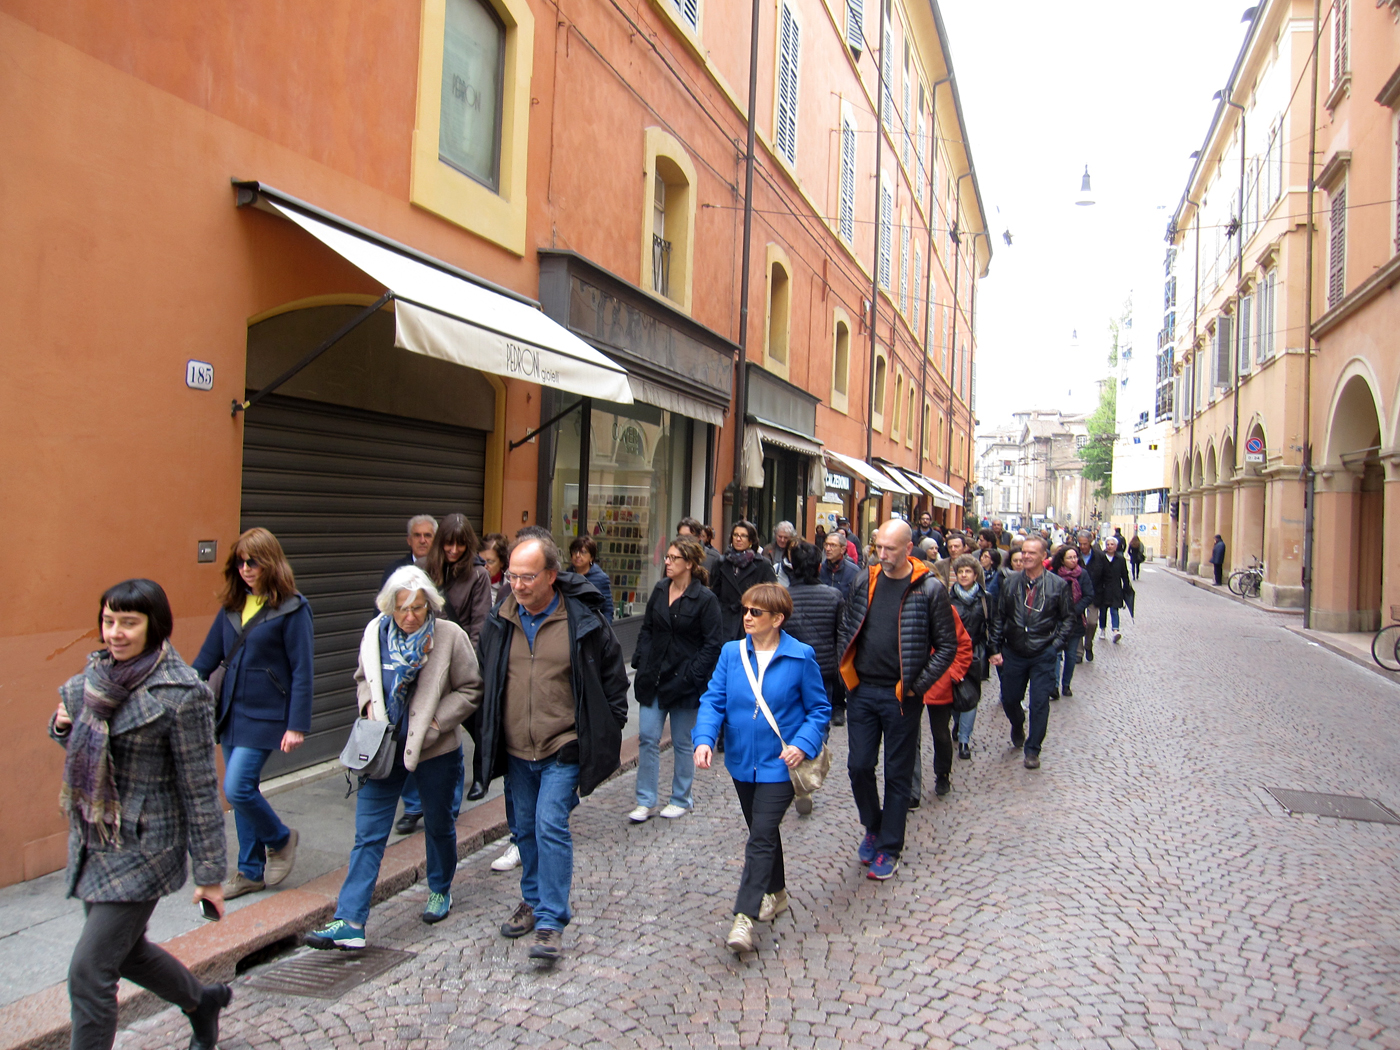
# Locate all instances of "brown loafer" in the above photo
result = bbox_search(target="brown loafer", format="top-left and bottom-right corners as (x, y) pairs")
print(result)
(264, 829), (298, 887)
(221, 871), (264, 900)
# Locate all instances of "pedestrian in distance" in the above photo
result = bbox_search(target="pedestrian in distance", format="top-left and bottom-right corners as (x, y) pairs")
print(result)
(1211, 534), (1226, 587)
(569, 534), (615, 624)
(1097, 537), (1133, 643)
(693, 584), (830, 954)
(629, 536), (723, 823)
(381, 514), (438, 590)
(987, 535), (1074, 769)
(677, 516), (723, 581)
(978, 548), (1003, 605)
(762, 521), (796, 587)
(476, 536), (629, 962)
(193, 528), (312, 900)
(480, 532), (510, 607)
(1077, 529), (1105, 663)
(711, 520), (778, 642)
(1049, 546), (1094, 699)
(1127, 533), (1146, 580)
(306, 567), (482, 949)
(948, 554), (994, 761)
(783, 540), (845, 781)
(52, 580), (232, 1050)
(819, 530), (860, 604)
(838, 520), (958, 880)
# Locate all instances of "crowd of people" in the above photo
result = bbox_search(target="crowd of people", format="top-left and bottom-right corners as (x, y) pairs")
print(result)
(49, 507), (1146, 1047)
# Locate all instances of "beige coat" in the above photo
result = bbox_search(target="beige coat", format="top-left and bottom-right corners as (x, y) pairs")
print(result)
(354, 616), (483, 771)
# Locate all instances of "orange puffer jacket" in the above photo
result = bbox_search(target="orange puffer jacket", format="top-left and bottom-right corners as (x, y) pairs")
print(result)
(923, 606), (972, 706)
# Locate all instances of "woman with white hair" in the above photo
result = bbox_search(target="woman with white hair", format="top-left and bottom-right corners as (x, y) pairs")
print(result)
(306, 566), (482, 949)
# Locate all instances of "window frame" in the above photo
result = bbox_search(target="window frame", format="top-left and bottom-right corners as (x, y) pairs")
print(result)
(831, 309), (852, 414)
(872, 352), (888, 432)
(640, 128), (699, 314)
(763, 243), (794, 378)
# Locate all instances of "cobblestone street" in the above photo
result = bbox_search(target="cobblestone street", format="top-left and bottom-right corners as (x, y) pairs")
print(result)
(117, 568), (1400, 1050)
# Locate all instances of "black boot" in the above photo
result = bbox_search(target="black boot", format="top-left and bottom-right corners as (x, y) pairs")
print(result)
(187, 983), (232, 1050)
(466, 780), (487, 801)
(831, 705), (846, 728)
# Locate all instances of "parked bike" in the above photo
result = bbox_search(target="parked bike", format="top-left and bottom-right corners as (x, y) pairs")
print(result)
(1227, 556), (1264, 599)
(1370, 606), (1400, 672)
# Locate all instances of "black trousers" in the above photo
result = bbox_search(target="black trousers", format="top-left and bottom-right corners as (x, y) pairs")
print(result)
(1213, 562), (1223, 585)
(910, 704), (954, 801)
(846, 683), (920, 856)
(69, 899), (204, 1050)
(731, 779), (794, 918)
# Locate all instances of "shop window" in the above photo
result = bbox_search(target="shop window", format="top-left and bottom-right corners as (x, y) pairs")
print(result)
(892, 371), (904, 439)
(832, 310), (852, 413)
(872, 353), (887, 431)
(642, 129), (698, 313)
(764, 244), (793, 377)
(411, 0), (534, 254)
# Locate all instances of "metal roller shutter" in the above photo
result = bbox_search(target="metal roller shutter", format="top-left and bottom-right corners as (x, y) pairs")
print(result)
(240, 393), (487, 776)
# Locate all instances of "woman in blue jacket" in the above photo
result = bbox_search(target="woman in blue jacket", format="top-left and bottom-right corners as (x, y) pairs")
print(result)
(193, 528), (314, 900)
(693, 583), (830, 954)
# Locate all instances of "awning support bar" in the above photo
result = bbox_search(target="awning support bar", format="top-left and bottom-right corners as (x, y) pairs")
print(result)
(509, 398), (584, 451)
(232, 292), (393, 417)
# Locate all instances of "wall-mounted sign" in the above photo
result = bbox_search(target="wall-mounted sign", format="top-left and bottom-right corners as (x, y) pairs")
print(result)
(1245, 452), (1264, 463)
(824, 472), (851, 492)
(186, 360), (215, 390)
(1245, 437), (1264, 454)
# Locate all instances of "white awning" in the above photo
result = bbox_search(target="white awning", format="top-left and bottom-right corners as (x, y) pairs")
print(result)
(897, 470), (941, 497)
(930, 480), (965, 506)
(268, 202), (633, 403)
(628, 376), (725, 426)
(824, 450), (891, 490)
(874, 465), (919, 495)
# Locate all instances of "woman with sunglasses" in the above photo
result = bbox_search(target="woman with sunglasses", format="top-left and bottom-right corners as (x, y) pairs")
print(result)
(629, 536), (723, 822)
(193, 528), (314, 900)
(693, 583), (829, 954)
(710, 520), (777, 643)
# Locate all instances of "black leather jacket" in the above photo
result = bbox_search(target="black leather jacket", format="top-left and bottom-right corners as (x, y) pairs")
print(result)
(988, 570), (1074, 659)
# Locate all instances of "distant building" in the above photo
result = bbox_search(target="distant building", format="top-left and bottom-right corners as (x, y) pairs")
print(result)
(1109, 286), (1172, 557)
(977, 411), (1090, 528)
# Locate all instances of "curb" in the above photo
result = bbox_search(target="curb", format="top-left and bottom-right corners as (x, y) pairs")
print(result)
(1160, 566), (1303, 616)
(0, 733), (656, 1050)
(1282, 625), (1400, 685)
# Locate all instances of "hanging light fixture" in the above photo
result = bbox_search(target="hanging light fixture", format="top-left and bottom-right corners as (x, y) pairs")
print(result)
(1075, 165), (1095, 206)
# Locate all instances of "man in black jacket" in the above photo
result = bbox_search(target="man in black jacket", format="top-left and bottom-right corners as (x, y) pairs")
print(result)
(380, 514), (437, 590)
(837, 520), (958, 880)
(988, 535), (1074, 769)
(1076, 529), (1105, 662)
(475, 536), (629, 963)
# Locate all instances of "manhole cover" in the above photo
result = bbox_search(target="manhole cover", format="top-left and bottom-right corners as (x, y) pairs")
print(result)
(244, 947), (415, 998)
(1265, 788), (1400, 825)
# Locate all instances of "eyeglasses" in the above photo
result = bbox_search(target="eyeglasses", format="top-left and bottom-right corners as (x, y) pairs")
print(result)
(663, 554), (685, 562)
(741, 606), (772, 618)
(395, 602), (430, 616)
(237, 557), (259, 569)
(504, 571), (544, 585)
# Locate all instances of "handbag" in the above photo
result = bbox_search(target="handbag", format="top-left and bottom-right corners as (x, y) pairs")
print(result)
(739, 645), (832, 796)
(339, 716), (396, 781)
(951, 674), (981, 713)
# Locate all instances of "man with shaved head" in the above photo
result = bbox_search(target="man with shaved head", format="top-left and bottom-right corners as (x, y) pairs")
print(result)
(837, 519), (958, 881)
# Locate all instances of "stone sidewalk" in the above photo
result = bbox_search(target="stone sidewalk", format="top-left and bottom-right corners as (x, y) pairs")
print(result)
(102, 565), (1400, 1050)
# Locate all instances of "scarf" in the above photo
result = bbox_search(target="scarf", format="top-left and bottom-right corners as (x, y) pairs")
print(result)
(385, 614), (434, 725)
(59, 642), (165, 848)
(725, 547), (756, 570)
(1056, 564), (1084, 604)
(953, 581), (981, 603)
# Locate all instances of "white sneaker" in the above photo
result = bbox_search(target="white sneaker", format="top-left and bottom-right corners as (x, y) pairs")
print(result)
(628, 805), (653, 823)
(1112, 630), (1122, 644)
(658, 804), (689, 819)
(490, 843), (520, 872)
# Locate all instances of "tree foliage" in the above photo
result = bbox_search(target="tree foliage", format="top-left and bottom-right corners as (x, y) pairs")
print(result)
(1080, 305), (1128, 501)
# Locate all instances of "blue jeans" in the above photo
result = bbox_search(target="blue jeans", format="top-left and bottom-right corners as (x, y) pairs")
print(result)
(221, 746), (291, 881)
(1058, 645), (1078, 691)
(997, 648), (1057, 756)
(1098, 606), (1121, 631)
(507, 754), (580, 931)
(335, 745), (461, 928)
(845, 683), (920, 857)
(635, 704), (698, 809)
(400, 753), (465, 819)
(953, 706), (977, 745)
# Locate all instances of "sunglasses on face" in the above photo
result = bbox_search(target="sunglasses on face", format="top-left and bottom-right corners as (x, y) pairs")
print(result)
(742, 607), (772, 618)
(237, 557), (259, 569)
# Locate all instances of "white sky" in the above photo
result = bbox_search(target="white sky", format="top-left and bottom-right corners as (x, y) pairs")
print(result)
(939, 0), (1255, 428)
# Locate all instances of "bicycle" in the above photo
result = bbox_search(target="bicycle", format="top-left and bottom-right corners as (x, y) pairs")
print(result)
(1227, 556), (1264, 599)
(1371, 606), (1400, 672)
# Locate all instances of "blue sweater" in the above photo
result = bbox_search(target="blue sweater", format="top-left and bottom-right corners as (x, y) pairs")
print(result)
(693, 632), (830, 783)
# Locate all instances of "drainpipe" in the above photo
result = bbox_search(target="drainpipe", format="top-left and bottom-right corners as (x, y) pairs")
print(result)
(864, 0), (890, 520)
(945, 170), (972, 486)
(728, 0), (762, 530)
(917, 75), (952, 488)
(1302, 0), (1322, 628)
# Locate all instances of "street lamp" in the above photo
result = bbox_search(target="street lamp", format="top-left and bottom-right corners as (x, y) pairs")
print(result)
(1075, 165), (1095, 206)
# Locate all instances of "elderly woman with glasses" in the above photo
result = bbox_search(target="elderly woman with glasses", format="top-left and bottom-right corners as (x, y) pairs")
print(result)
(693, 583), (829, 954)
(306, 566), (482, 949)
(193, 528), (314, 901)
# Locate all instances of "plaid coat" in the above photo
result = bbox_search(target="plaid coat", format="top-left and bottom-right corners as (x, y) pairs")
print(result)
(51, 646), (227, 902)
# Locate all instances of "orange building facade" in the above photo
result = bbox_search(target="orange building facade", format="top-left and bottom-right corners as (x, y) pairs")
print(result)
(0, 0), (987, 886)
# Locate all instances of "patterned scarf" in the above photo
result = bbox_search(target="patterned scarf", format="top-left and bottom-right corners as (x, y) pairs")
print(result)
(725, 547), (756, 570)
(1056, 564), (1084, 605)
(59, 642), (165, 848)
(385, 614), (434, 725)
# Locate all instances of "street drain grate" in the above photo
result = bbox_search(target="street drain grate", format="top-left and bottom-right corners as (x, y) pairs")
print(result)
(244, 947), (415, 999)
(1265, 788), (1400, 825)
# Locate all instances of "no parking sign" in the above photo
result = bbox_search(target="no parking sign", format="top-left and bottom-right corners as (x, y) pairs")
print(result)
(1245, 436), (1264, 464)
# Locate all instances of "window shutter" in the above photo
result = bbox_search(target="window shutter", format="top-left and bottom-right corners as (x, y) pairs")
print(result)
(846, 0), (863, 51)
(902, 74), (911, 168)
(878, 180), (892, 288)
(1395, 117), (1400, 252)
(839, 117), (857, 243)
(1333, 0), (1348, 83)
(881, 23), (893, 128)
(1328, 184), (1346, 308)
(899, 219), (910, 313)
(912, 247), (921, 332)
(1238, 294), (1252, 374)
(775, 4), (800, 165)
(1214, 316), (1232, 387)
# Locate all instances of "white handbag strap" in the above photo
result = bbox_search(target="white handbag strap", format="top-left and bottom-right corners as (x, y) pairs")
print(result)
(740, 644), (787, 749)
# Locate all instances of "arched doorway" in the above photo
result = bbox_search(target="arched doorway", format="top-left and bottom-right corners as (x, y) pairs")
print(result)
(1318, 374), (1385, 631)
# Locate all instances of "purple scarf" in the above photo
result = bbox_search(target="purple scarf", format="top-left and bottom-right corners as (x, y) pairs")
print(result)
(725, 547), (756, 570)
(60, 643), (165, 847)
(1056, 564), (1084, 605)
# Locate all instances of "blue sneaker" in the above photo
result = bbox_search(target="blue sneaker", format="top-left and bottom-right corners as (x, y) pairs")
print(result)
(421, 891), (452, 924)
(858, 832), (878, 865)
(305, 919), (365, 950)
(867, 852), (900, 880)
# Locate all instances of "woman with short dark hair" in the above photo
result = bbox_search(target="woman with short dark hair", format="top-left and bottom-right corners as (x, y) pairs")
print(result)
(193, 528), (313, 900)
(53, 580), (232, 1050)
(569, 534), (614, 623)
(480, 533), (510, 606)
(693, 583), (829, 954)
(710, 520), (777, 642)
